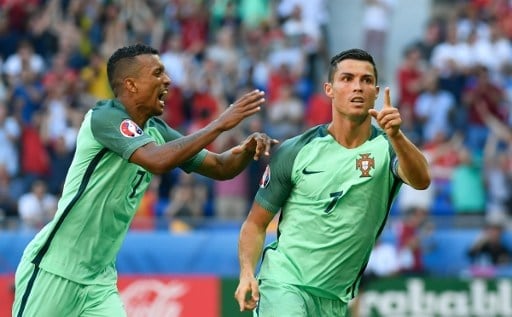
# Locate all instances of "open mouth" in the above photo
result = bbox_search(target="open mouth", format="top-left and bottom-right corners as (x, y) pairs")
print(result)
(351, 97), (365, 103)
(158, 90), (168, 105)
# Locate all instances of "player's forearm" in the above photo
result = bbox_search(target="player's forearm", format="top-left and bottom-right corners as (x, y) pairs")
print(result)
(389, 130), (431, 189)
(214, 148), (255, 180)
(135, 122), (225, 174)
(238, 221), (266, 278)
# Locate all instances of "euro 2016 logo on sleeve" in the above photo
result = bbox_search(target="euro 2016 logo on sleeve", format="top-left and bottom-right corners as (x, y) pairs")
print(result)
(120, 119), (144, 138)
(356, 153), (375, 177)
(259, 165), (271, 188)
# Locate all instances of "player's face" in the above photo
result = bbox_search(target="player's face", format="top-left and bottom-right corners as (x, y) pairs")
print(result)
(324, 59), (379, 121)
(134, 54), (171, 116)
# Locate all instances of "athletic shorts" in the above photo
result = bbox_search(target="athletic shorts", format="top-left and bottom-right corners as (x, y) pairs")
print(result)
(254, 279), (348, 317)
(12, 257), (126, 317)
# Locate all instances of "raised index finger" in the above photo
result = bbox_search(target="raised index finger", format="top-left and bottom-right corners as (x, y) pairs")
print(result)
(383, 87), (392, 108)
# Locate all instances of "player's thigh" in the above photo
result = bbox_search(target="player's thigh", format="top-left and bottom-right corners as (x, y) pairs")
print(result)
(82, 284), (126, 317)
(313, 295), (348, 317)
(13, 261), (81, 317)
(255, 280), (308, 317)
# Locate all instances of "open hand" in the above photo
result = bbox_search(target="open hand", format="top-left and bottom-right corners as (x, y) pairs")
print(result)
(368, 87), (402, 137)
(216, 90), (265, 131)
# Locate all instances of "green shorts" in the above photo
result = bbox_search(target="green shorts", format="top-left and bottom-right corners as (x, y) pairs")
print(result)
(12, 257), (126, 317)
(255, 279), (348, 317)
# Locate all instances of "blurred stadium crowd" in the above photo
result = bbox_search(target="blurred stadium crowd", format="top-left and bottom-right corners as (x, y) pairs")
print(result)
(1, 0), (512, 263)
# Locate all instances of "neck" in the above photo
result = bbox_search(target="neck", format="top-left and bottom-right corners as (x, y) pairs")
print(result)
(327, 116), (372, 148)
(117, 97), (148, 127)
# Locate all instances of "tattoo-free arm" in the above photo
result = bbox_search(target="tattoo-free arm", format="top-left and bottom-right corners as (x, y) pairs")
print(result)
(129, 90), (266, 174)
(129, 124), (224, 174)
(195, 132), (278, 180)
(235, 203), (275, 311)
(391, 131), (431, 189)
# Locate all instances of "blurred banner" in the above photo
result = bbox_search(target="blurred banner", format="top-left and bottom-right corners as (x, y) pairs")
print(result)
(357, 276), (512, 317)
(3, 275), (511, 317)
(118, 275), (219, 317)
(0, 275), (13, 316)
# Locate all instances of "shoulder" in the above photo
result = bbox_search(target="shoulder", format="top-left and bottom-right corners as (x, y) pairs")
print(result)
(280, 124), (329, 150)
(273, 125), (329, 159)
(90, 99), (134, 128)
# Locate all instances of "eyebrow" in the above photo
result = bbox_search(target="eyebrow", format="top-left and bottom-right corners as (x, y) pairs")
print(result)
(339, 72), (375, 79)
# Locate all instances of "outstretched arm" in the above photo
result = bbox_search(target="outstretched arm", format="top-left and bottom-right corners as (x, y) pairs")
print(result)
(130, 90), (265, 174)
(195, 132), (279, 180)
(235, 203), (275, 311)
(369, 87), (431, 189)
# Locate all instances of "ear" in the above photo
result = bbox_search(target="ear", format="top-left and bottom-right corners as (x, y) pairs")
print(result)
(375, 85), (380, 99)
(125, 78), (137, 93)
(324, 82), (334, 98)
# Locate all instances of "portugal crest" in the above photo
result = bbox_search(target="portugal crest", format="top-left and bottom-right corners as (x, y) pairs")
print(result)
(356, 153), (375, 177)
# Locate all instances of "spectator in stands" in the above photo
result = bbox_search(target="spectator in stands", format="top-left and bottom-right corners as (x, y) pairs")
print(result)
(414, 69), (456, 144)
(467, 216), (511, 269)
(422, 131), (463, 183)
(430, 19), (472, 78)
(397, 181), (434, 219)
(132, 176), (160, 231)
(79, 49), (114, 103)
(19, 110), (51, 192)
(3, 39), (45, 86)
(165, 171), (209, 232)
(305, 83), (331, 128)
(47, 135), (74, 196)
(396, 207), (432, 276)
(10, 66), (45, 126)
(478, 105), (512, 218)
(17, 179), (57, 232)
(362, 0), (396, 82)
(212, 125), (250, 220)
(0, 165), (21, 229)
(451, 145), (486, 226)
(265, 83), (305, 140)
(462, 64), (506, 153)
(0, 102), (21, 178)
(396, 45), (425, 144)
(409, 18), (443, 64)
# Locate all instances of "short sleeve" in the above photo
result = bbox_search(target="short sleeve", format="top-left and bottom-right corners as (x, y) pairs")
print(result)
(91, 102), (155, 160)
(254, 140), (297, 214)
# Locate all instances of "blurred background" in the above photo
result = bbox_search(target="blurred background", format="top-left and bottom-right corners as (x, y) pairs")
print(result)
(1, 0), (512, 316)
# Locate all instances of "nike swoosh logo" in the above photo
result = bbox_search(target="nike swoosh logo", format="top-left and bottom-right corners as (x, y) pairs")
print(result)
(302, 167), (324, 175)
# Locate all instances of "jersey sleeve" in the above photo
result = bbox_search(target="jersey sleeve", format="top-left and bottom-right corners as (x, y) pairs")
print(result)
(91, 106), (155, 160)
(150, 117), (207, 173)
(254, 140), (297, 214)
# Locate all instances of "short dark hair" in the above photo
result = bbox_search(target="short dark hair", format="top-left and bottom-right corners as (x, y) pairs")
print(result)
(107, 44), (159, 95)
(327, 48), (378, 83)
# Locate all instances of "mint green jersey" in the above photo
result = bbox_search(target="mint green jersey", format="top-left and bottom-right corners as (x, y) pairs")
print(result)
(20, 99), (206, 285)
(256, 124), (402, 302)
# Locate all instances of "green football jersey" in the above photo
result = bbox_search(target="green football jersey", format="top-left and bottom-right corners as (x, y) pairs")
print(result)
(21, 99), (207, 285)
(256, 124), (402, 302)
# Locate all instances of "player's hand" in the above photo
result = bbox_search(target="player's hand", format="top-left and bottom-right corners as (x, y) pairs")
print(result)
(232, 132), (279, 160)
(368, 87), (402, 137)
(215, 90), (265, 132)
(234, 276), (260, 311)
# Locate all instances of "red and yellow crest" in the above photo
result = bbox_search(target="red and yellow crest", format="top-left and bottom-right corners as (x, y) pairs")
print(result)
(356, 153), (375, 177)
